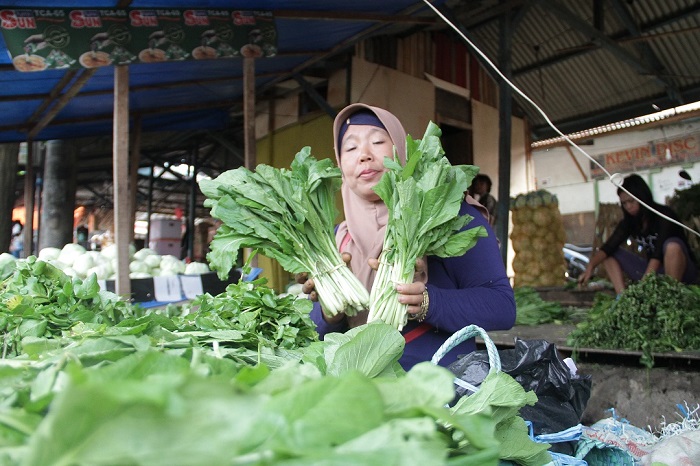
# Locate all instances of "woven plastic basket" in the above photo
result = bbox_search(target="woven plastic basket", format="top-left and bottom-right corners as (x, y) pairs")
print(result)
(430, 324), (501, 373)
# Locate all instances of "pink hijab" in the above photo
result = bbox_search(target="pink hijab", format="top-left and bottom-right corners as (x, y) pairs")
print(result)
(333, 103), (487, 327)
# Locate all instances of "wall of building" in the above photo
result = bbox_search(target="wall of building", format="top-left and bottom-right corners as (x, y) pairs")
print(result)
(531, 118), (700, 246)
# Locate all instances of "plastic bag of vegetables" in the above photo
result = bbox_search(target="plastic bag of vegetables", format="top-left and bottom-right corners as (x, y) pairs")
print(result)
(510, 190), (567, 288)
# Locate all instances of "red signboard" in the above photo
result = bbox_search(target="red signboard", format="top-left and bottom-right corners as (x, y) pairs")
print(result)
(590, 133), (700, 179)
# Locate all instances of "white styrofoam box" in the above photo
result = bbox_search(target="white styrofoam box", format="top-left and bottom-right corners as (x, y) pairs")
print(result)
(149, 239), (182, 257)
(149, 219), (182, 240)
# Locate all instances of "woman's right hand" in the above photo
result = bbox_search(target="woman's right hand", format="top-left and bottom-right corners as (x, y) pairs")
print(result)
(295, 252), (352, 323)
(578, 267), (593, 288)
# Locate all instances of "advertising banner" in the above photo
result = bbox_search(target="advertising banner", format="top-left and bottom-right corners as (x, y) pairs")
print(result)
(0, 8), (277, 71)
(590, 132), (700, 179)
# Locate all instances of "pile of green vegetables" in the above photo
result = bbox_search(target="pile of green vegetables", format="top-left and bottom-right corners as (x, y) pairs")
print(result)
(0, 259), (553, 465)
(368, 122), (486, 330)
(513, 287), (588, 326)
(568, 274), (700, 368)
(200, 148), (370, 318)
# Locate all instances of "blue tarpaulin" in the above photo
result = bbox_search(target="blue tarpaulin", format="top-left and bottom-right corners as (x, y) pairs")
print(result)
(0, 1), (441, 142)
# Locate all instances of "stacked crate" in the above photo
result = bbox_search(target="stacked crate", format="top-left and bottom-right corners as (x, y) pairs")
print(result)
(149, 218), (183, 257)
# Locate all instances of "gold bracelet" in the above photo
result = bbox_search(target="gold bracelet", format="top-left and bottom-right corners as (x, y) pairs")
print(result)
(409, 287), (430, 322)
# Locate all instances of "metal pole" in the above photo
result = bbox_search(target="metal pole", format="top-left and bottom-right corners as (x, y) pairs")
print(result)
(187, 140), (198, 260)
(496, 9), (513, 267)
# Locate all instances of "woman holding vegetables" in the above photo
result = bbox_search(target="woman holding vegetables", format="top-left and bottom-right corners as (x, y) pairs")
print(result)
(302, 103), (516, 370)
(578, 173), (697, 294)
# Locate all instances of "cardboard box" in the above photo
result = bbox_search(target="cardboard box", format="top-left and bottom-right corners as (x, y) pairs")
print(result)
(100, 270), (241, 304)
(149, 219), (182, 240)
(149, 239), (181, 257)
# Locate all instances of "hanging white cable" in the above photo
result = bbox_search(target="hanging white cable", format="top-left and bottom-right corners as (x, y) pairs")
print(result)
(422, 0), (700, 239)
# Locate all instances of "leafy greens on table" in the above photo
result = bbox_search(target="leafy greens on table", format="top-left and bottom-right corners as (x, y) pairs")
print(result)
(0, 258), (551, 466)
(568, 273), (700, 368)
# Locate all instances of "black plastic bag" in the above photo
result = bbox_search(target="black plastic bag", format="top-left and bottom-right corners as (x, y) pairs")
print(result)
(448, 338), (592, 455)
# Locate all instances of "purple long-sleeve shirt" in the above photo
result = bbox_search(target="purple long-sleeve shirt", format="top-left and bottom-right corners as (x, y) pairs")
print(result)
(311, 201), (516, 371)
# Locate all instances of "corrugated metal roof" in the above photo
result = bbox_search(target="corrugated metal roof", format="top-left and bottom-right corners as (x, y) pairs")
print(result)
(0, 1), (442, 143)
(455, 0), (700, 138)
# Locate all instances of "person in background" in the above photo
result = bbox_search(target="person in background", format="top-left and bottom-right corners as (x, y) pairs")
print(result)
(9, 220), (23, 258)
(469, 174), (497, 227)
(578, 173), (698, 294)
(300, 103), (515, 370)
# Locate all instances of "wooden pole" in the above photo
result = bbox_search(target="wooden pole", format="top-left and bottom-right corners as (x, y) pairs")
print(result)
(23, 141), (35, 257)
(243, 57), (256, 170)
(496, 11), (513, 267)
(243, 56), (257, 269)
(129, 116), (142, 243)
(187, 140), (197, 261)
(113, 66), (131, 298)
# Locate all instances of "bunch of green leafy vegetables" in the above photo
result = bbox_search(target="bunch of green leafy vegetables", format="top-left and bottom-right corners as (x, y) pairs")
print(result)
(200, 148), (370, 318)
(179, 277), (318, 350)
(514, 287), (579, 325)
(368, 122), (487, 330)
(568, 274), (700, 368)
(0, 321), (551, 466)
(0, 256), (136, 357)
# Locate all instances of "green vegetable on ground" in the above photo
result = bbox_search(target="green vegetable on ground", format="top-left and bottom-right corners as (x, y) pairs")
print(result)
(514, 287), (576, 325)
(368, 122), (487, 330)
(200, 148), (370, 318)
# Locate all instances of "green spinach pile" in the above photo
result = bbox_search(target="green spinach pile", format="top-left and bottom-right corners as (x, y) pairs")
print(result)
(0, 257), (136, 357)
(514, 287), (585, 326)
(181, 277), (318, 351)
(568, 274), (700, 368)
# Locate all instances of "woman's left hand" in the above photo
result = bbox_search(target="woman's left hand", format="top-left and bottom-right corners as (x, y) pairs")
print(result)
(368, 256), (428, 318)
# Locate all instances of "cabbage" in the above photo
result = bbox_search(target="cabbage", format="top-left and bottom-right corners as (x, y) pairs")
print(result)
(100, 243), (136, 260)
(133, 247), (157, 262)
(38, 247), (61, 261)
(0, 252), (16, 267)
(143, 254), (162, 269)
(58, 243), (87, 267)
(72, 254), (95, 277)
(48, 259), (69, 271)
(86, 263), (112, 280)
(129, 261), (150, 274)
(100, 244), (117, 260)
(129, 272), (152, 279)
(160, 255), (185, 274)
(184, 262), (210, 275)
(0, 253), (16, 279)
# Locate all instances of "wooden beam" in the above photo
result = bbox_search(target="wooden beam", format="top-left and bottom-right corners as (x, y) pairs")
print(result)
(0, 98), (239, 133)
(0, 69), (292, 103)
(259, 1), (434, 94)
(27, 68), (97, 140)
(113, 65), (130, 298)
(273, 10), (435, 24)
(565, 145), (588, 182)
(26, 70), (78, 123)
